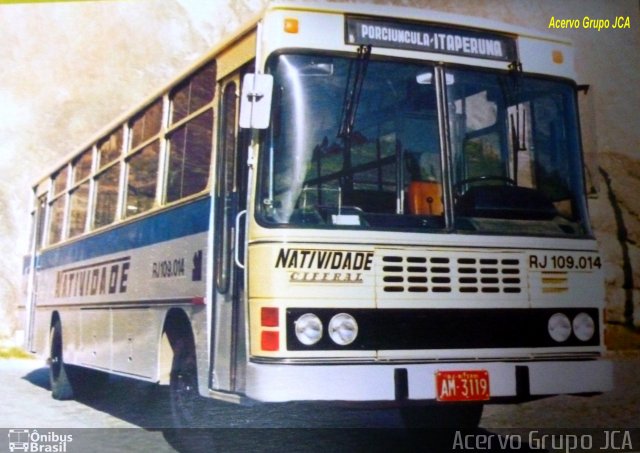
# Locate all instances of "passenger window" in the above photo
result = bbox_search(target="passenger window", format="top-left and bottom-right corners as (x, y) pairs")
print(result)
(34, 194), (47, 250)
(130, 100), (163, 149)
(48, 196), (66, 245)
(68, 182), (90, 238)
(94, 163), (121, 228)
(171, 61), (216, 123)
(215, 81), (238, 293)
(98, 129), (123, 168)
(74, 149), (93, 182)
(125, 141), (160, 217)
(52, 167), (68, 196)
(166, 110), (213, 202)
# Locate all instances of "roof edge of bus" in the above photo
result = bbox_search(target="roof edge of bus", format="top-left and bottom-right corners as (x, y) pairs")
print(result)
(265, 0), (573, 46)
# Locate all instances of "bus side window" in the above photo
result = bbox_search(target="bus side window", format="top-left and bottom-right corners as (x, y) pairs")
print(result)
(166, 110), (214, 203)
(33, 194), (47, 251)
(124, 99), (163, 218)
(94, 129), (124, 229)
(166, 61), (216, 203)
(94, 162), (121, 229)
(125, 141), (160, 217)
(130, 99), (163, 149)
(48, 196), (66, 245)
(68, 182), (90, 238)
(47, 167), (68, 245)
(171, 61), (216, 123)
(215, 82), (238, 293)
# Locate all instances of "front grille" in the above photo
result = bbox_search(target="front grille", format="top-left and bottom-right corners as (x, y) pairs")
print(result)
(378, 250), (524, 295)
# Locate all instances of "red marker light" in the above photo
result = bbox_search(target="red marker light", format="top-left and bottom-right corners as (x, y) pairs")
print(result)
(261, 307), (279, 327)
(261, 331), (279, 351)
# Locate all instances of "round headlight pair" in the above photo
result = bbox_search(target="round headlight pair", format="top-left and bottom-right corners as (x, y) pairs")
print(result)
(294, 313), (358, 346)
(547, 312), (595, 342)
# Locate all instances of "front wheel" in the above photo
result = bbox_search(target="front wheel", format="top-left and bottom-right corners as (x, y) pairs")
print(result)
(169, 336), (201, 427)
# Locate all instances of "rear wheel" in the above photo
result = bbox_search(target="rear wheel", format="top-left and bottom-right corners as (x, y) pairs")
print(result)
(49, 320), (74, 400)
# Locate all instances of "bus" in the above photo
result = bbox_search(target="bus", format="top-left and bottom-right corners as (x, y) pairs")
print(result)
(21, 1), (613, 428)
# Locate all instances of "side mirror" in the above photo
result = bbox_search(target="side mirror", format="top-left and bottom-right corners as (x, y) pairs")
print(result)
(239, 73), (273, 129)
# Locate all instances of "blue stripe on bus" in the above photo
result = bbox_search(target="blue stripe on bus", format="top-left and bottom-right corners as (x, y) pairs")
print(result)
(37, 197), (211, 270)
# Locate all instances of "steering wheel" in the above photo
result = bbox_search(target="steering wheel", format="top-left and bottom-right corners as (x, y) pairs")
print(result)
(454, 175), (516, 195)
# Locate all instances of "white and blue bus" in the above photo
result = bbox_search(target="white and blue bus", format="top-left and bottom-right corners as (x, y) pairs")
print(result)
(21, 1), (612, 427)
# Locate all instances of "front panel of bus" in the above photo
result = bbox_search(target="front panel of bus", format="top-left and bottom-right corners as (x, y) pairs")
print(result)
(241, 6), (612, 404)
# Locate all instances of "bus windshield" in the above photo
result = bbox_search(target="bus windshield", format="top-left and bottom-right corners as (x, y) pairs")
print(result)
(447, 68), (588, 236)
(257, 52), (588, 237)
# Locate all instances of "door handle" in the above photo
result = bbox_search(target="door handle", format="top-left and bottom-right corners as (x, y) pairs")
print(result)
(234, 210), (247, 269)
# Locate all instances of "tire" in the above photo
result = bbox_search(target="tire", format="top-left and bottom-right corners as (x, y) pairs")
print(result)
(400, 403), (483, 429)
(169, 336), (201, 427)
(49, 320), (74, 400)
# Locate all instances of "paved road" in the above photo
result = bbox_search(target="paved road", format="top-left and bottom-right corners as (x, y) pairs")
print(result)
(1, 353), (638, 452)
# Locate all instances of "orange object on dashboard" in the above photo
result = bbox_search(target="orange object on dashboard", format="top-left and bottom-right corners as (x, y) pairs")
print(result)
(407, 181), (443, 216)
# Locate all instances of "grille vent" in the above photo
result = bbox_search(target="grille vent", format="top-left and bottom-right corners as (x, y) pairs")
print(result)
(540, 271), (569, 293)
(380, 253), (523, 294)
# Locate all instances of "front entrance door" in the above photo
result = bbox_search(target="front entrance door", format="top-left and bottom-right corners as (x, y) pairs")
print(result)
(211, 74), (249, 392)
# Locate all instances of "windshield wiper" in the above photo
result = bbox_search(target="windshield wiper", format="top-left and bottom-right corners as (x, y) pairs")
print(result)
(338, 45), (371, 139)
(504, 61), (527, 183)
(510, 107), (527, 152)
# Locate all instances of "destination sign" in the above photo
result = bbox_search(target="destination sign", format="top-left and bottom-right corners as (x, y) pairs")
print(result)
(346, 16), (517, 62)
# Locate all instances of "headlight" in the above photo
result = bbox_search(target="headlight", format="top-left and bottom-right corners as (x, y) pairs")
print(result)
(548, 313), (571, 342)
(572, 312), (595, 341)
(294, 313), (323, 345)
(328, 313), (358, 346)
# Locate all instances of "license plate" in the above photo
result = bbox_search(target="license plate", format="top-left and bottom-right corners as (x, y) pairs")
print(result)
(435, 370), (490, 402)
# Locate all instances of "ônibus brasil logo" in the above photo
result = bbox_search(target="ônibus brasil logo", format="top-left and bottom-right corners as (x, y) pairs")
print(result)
(8, 429), (73, 452)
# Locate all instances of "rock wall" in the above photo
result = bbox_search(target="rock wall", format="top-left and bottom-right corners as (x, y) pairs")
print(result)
(591, 152), (640, 328)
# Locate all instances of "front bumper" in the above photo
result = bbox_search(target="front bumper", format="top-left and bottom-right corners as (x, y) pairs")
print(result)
(245, 358), (613, 403)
